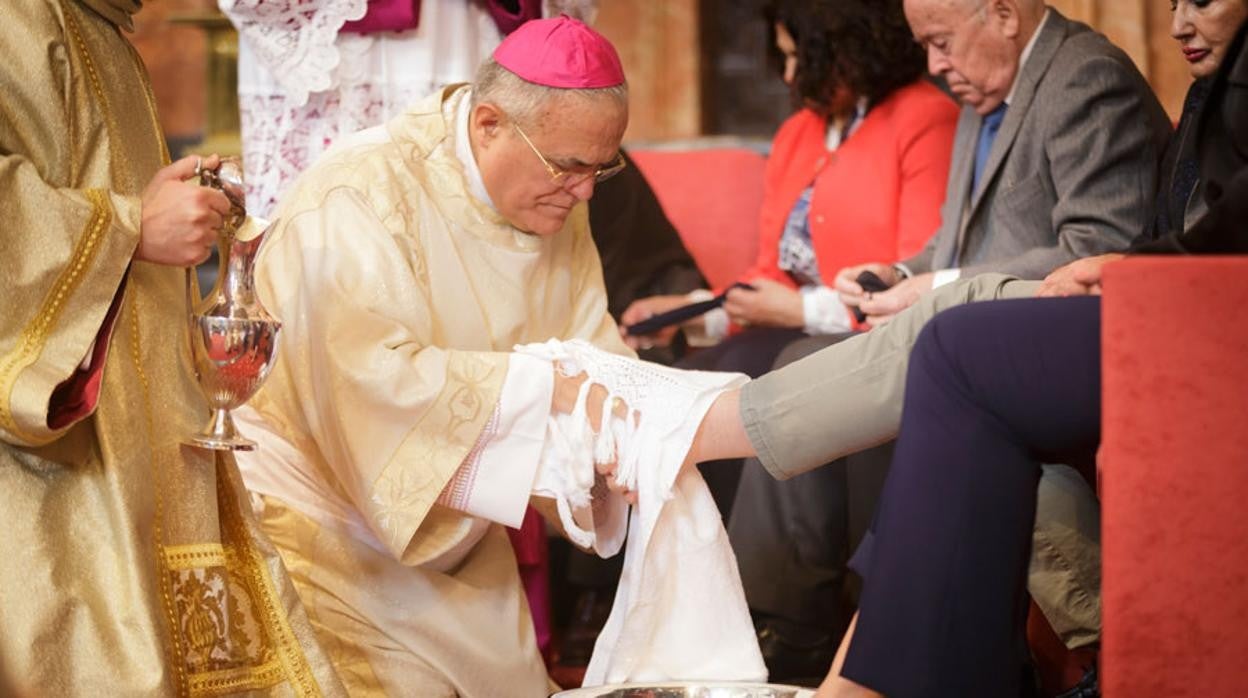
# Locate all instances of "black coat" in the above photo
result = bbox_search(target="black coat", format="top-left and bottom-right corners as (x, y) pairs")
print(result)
(1134, 22), (1248, 255)
(588, 150), (705, 320)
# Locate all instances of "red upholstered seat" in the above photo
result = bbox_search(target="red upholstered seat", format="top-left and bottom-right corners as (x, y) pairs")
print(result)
(628, 147), (766, 289)
(1100, 256), (1248, 696)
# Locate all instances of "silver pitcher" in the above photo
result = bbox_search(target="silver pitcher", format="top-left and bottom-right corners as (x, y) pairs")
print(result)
(184, 158), (282, 451)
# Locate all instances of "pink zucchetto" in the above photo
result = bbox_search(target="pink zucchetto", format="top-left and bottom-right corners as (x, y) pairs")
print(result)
(492, 15), (626, 89)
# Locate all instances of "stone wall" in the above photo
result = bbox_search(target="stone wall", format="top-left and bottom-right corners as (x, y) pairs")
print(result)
(591, 0), (1194, 140)
(131, 0), (1194, 146)
(1049, 0), (1191, 117)
(130, 0), (216, 145)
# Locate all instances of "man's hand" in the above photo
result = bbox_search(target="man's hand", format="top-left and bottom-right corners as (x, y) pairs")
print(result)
(552, 369), (637, 503)
(857, 272), (934, 326)
(553, 370), (626, 429)
(135, 154), (231, 267)
(619, 294), (690, 350)
(722, 277), (803, 328)
(834, 262), (900, 307)
(1035, 253), (1125, 298)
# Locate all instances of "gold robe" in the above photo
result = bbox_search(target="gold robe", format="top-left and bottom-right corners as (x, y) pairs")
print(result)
(242, 85), (630, 696)
(0, 2), (345, 695)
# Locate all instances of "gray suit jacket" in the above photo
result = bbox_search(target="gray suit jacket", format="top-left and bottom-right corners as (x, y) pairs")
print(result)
(902, 10), (1173, 279)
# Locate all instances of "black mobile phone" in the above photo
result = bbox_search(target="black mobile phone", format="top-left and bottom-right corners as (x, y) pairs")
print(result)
(852, 270), (894, 323)
(624, 282), (756, 336)
(856, 270), (893, 293)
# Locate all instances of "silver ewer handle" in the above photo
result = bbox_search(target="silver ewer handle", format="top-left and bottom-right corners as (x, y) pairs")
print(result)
(183, 158), (282, 451)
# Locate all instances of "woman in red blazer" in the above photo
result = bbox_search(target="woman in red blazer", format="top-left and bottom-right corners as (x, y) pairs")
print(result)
(623, 0), (957, 373)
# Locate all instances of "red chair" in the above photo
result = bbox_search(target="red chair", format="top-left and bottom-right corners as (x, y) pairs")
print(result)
(629, 147), (766, 288)
(1100, 256), (1248, 696)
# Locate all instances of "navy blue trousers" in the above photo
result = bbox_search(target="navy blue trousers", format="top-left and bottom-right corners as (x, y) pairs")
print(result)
(844, 297), (1102, 697)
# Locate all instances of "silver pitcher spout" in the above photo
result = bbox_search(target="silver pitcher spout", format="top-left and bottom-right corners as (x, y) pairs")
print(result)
(184, 157), (282, 451)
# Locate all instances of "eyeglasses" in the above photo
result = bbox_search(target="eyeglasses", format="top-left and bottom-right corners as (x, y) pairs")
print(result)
(511, 121), (627, 188)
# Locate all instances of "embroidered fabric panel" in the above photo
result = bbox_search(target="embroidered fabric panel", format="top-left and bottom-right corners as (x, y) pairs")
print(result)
(367, 353), (504, 554)
(165, 545), (282, 692)
(167, 550), (263, 669)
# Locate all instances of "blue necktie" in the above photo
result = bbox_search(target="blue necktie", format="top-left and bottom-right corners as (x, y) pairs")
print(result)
(972, 104), (1008, 194)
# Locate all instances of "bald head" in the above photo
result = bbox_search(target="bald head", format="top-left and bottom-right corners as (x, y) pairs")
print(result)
(937, 0), (1044, 18)
(904, 0), (1049, 114)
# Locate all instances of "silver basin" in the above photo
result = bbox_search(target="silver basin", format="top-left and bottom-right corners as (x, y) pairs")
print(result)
(552, 682), (815, 698)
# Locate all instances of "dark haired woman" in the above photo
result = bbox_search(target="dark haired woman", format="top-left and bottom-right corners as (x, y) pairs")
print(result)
(621, 0), (956, 514)
(623, 0), (956, 376)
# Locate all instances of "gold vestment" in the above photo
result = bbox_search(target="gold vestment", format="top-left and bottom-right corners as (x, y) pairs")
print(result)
(0, 2), (344, 695)
(242, 85), (630, 696)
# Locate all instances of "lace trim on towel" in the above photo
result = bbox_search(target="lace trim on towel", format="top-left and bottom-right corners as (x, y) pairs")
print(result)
(517, 339), (749, 551)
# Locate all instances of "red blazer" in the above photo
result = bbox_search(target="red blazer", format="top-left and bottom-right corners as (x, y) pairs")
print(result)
(736, 80), (958, 292)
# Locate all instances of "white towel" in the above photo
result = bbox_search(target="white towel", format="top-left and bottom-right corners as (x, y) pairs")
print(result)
(516, 339), (767, 686)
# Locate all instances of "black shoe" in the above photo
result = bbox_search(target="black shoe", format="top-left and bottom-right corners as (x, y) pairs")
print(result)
(1055, 665), (1099, 698)
(755, 620), (838, 687)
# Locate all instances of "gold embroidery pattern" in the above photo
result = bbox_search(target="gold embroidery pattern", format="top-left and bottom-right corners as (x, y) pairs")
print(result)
(368, 352), (503, 553)
(371, 463), (440, 544)
(0, 188), (112, 444)
(214, 457), (323, 697)
(161, 506), (324, 697)
(165, 549), (275, 679)
(168, 544), (273, 684)
(62, 0), (133, 185)
(171, 564), (266, 672)
(126, 292), (189, 693)
(187, 661), (288, 696)
(165, 544), (229, 571)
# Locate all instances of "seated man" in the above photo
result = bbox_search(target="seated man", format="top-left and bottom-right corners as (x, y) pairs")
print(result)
(727, 0), (1172, 678)
(687, 19), (1248, 696)
(234, 18), (640, 696)
(833, 0), (1171, 320)
(818, 38), (1248, 696)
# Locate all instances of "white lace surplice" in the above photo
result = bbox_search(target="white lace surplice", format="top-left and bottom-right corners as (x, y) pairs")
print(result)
(517, 339), (768, 686)
(221, 0), (502, 216)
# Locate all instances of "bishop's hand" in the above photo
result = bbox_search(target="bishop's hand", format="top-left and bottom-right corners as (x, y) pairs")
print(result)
(552, 368), (638, 504)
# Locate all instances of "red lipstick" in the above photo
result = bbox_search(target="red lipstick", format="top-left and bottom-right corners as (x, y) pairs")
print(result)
(1183, 47), (1211, 63)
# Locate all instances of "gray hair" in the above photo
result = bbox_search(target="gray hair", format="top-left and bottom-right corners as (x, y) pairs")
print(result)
(470, 58), (628, 129)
